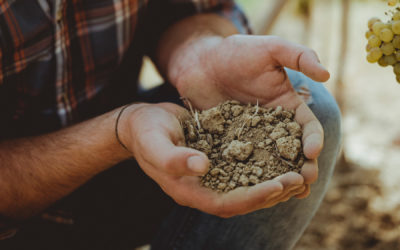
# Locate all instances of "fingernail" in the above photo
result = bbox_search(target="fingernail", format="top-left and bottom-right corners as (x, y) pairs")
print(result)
(187, 156), (207, 174)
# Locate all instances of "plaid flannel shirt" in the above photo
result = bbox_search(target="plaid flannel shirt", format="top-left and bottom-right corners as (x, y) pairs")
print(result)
(0, 0), (250, 241)
(0, 0), (250, 139)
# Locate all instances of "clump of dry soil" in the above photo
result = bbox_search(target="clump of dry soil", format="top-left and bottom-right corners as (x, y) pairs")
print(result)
(182, 100), (305, 192)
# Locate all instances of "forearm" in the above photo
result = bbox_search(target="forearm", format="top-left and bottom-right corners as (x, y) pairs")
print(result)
(0, 106), (134, 221)
(156, 13), (239, 83)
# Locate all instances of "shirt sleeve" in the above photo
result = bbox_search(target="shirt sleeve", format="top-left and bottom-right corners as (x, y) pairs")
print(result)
(143, 0), (251, 57)
(190, 0), (252, 34)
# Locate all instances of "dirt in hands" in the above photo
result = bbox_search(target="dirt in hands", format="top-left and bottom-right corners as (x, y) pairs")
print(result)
(182, 100), (305, 193)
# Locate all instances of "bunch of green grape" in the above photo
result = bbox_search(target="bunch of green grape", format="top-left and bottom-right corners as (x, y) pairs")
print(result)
(366, 9), (400, 83)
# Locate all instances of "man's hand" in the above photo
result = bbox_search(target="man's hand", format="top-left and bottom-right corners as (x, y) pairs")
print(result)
(119, 103), (311, 218)
(163, 34), (329, 201)
(168, 35), (329, 110)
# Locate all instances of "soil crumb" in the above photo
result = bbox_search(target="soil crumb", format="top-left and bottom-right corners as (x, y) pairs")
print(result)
(182, 100), (305, 192)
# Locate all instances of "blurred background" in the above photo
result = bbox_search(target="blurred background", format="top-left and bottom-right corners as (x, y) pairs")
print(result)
(140, 0), (400, 249)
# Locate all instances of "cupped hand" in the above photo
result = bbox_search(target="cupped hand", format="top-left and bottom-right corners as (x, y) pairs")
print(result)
(167, 35), (329, 200)
(119, 103), (311, 217)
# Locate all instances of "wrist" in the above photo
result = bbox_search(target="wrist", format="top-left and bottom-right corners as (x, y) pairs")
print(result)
(167, 35), (224, 86)
(156, 14), (239, 82)
(114, 103), (148, 157)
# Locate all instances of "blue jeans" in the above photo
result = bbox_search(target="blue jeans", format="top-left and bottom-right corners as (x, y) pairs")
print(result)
(151, 69), (342, 250)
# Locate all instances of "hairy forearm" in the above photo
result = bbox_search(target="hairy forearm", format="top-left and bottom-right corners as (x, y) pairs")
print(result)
(0, 107), (133, 221)
(156, 13), (239, 82)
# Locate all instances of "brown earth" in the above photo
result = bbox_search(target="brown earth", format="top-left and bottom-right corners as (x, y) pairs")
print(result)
(295, 159), (400, 250)
(182, 100), (305, 192)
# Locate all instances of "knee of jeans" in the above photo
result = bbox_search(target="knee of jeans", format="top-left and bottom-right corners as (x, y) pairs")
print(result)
(309, 86), (342, 153)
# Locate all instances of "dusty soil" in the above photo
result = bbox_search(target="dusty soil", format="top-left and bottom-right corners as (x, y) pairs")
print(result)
(295, 158), (400, 250)
(182, 100), (305, 192)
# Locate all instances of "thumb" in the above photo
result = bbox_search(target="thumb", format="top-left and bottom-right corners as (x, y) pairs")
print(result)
(139, 129), (210, 177)
(131, 104), (210, 176)
(269, 37), (330, 82)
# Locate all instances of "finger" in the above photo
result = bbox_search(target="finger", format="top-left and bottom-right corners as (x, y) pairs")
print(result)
(135, 106), (210, 176)
(267, 184), (305, 204)
(292, 185), (307, 196)
(273, 172), (304, 188)
(172, 178), (283, 217)
(261, 185), (306, 209)
(174, 176), (294, 217)
(141, 132), (210, 176)
(301, 159), (318, 184)
(269, 37), (330, 82)
(280, 186), (306, 202)
(296, 184), (311, 199)
(215, 180), (285, 217)
(258, 173), (306, 207)
(262, 199), (281, 209)
(295, 102), (324, 159)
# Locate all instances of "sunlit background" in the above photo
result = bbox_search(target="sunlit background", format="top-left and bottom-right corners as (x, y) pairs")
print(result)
(139, 0), (400, 249)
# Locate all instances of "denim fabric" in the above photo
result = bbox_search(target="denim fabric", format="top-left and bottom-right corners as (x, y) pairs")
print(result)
(151, 69), (342, 250)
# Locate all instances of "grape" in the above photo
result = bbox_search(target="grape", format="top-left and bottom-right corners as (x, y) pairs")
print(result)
(394, 63), (400, 75)
(366, 7), (400, 84)
(365, 30), (374, 39)
(367, 47), (383, 63)
(392, 20), (400, 34)
(373, 22), (386, 36)
(393, 35), (400, 48)
(367, 54), (377, 63)
(384, 54), (397, 65)
(378, 57), (389, 67)
(380, 28), (394, 42)
(381, 42), (395, 55)
(370, 47), (383, 59)
(368, 35), (382, 47)
(394, 11), (400, 21)
(368, 17), (381, 30)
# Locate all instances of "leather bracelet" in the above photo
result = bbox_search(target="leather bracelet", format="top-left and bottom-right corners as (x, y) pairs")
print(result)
(115, 104), (132, 152)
